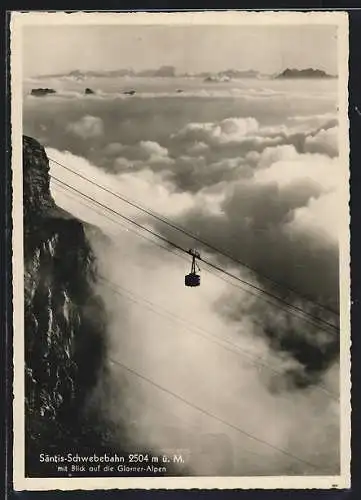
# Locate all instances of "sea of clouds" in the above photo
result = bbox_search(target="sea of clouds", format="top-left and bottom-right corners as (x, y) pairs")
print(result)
(23, 77), (343, 476)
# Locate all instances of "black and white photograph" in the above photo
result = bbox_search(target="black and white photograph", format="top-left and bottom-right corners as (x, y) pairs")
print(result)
(11, 11), (350, 490)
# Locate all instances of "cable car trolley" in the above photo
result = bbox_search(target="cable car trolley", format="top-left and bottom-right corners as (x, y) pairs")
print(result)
(185, 248), (201, 287)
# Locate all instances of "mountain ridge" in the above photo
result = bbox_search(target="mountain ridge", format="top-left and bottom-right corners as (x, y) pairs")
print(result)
(30, 66), (337, 81)
(22, 136), (178, 477)
(23, 136), (119, 476)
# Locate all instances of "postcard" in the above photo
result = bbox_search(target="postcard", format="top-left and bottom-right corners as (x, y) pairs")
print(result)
(10, 10), (350, 490)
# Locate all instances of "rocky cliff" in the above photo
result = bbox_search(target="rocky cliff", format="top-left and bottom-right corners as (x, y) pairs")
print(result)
(30, 88), (57, 97)
(23, 136), (110, 476)
(23, 136), (180, 478)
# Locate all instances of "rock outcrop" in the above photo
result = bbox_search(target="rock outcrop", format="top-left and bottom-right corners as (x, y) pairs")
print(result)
(30, 88), (57, 97)
(22, 137), (176, 477)
(23, 136), (109, 475)
(276, 68), (335, 79)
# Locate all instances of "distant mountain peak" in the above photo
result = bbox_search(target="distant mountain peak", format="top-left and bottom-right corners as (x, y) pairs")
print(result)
(276, 68), (336, 79)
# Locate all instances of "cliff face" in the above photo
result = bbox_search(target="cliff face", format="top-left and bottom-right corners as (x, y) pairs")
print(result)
(22, 136), (176, 478)
(23, 136), (107, 474)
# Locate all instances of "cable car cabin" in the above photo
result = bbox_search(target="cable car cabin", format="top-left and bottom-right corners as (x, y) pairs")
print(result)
(185, 272), (200, 287)
(185, 248), (201, 287)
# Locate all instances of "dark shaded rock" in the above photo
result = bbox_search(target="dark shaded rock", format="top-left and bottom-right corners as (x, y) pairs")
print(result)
(276, 68), (335, 79)
(23, 136), (55, 225)
(123, 89), (136, 95)
(23, 136), (117, 475)
(31, 88), (57, 96)
(84, 87), (95, 95)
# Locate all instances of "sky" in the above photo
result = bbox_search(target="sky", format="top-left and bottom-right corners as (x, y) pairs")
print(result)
(22, 24), (338, 77)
